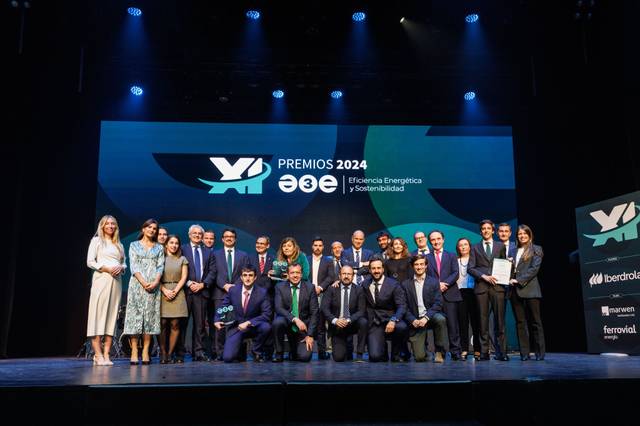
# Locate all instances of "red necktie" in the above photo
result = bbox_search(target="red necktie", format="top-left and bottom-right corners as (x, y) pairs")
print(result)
(259, 256), (265, 274)
(436, 251), (442, 275)
(243, 290), (250, 313)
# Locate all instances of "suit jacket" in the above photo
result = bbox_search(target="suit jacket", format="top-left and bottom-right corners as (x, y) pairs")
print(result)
(426, 250), (462, 302)
(181, 243), (217, 299)
(468, 240), (506, 294)
(362, 276), (406, 325)
(343, 247), (375, 280)
(307, 254), (335, 290)
(214, 247), (250, 299)
(320, 284), (367, 327)
(512, 244), (543, 299)
(401, 276), (443, 327)
(249, 252), (275, 295)
(274, 280), (319, 337)
(215, 284), (272, 336)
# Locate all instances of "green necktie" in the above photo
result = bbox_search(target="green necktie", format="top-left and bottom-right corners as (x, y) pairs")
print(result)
(485, 242), (492, 258)
(227, 249), (233, 282)
(291, 286), (299, 332)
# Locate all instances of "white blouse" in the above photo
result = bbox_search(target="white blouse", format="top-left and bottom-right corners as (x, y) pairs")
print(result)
(457, 257), (474, 289)
(87, 237), (126, 272)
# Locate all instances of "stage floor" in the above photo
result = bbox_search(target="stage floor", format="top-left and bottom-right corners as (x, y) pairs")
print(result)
(1, 352), (639, 387)
(1, 353), (639, 425)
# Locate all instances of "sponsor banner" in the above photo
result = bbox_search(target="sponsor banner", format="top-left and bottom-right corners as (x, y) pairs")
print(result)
(576, 191), (640, 354)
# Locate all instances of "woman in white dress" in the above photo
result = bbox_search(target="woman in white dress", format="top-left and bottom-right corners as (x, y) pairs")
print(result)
(86, 215), (126, 366)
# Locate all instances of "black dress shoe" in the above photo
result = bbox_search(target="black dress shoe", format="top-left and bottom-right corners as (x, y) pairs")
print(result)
(253, 354), (265, 363)
(194, 355), (211, 362)
(174, 357), (184, 364)
(535, 354), (545, 361)
(477, 353), (490, 361)
(391, 355), (408, 363)
(354, 354), (365, 363)
(317, 351), (330, 360)
(272, 354), (284, 363)
(520, 355), (531, 361)
(495, 354), (510, 361)
(451, 353), (461, 361)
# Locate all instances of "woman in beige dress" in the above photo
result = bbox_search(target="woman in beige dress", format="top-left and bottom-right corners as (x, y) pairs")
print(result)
(159, 235), (189, 363)
(86, 215), (126, 366)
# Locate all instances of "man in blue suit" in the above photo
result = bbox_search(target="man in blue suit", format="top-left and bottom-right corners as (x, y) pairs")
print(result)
(273, 263), (318, 362)
(212, 228), (250, 360)
(342, 230), (374, 284)
(248, 235), (276, 358)
(178, 224), (217, 362)
(426, 230), (461, 360)
(214, 265), (272, 362)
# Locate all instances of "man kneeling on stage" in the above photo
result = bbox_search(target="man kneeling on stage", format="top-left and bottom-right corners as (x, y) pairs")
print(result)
(321, 265), (368, 362)
(214, 265), (272, 363)
(273, 263), (318, 362)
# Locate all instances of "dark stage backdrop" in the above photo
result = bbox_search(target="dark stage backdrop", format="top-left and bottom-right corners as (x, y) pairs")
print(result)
(97, 121), (517, 254)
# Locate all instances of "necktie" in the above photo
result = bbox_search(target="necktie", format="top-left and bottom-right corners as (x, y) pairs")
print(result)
(259, 256), (265, 274)
(420, 249), (426, 255)
(227, 249), (233, 282)
(373, 282), (380, 303)
(243, 290), (250, 313)
(194, 246), (202, 282)
(436, 251), (442, 275)
(342, 286), (351, 319)
(485, 242), (492, 258)
(334, 260), (340, 276)
(291, 286), (299, 332)
(355, 251), (362, 284)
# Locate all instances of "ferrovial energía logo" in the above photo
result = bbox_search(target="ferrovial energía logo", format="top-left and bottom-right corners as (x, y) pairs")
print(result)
(198, 157), (272, 194)
(584, 202), (640, 247)
(601, 306), (636, 318)
(603, 324), (637, 340)
(589, 271), (640, 287)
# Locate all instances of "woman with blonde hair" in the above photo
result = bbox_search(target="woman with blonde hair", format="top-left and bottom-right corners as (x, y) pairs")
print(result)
(86, 215), (126, 366)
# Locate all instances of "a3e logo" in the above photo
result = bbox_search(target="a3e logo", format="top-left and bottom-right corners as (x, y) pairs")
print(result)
(278, 174), (338, 194)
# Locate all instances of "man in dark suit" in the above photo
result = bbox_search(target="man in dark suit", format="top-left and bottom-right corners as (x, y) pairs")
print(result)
(212, 228), (250, 360)
(248, 235), (275, 358)
(362, 256), (408, 362)
(426, 230), (461, 360)
(214, 265), (272, 363)
(411, 231), (431, 256)
(468, 219), (509, 361)
(376, 231), (392, 260)
(402, 254), (448, 362)
(343, 230), (374, 284)
(321, 265), (368, 362)
(178, 224), (217, 362)
(273, 263), (319, 362)
(307, 237), (333, 359)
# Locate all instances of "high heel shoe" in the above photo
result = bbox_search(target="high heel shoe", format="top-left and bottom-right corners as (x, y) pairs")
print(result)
(93, 355), (105, 366)
(103, 356), (114, 366)
(141, 352), (151, 365)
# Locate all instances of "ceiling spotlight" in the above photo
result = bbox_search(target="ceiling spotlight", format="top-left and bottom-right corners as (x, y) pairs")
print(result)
(465, 14), (479, 23)
(464, 91), (476, 101)
(246, 10), (260, 20)
(130, 85), (144, 96)
(352, 12), (366, 22)
(272, 89), (285, 99)
(127, 7), (142, 17)
(400, 17), (406, 23)
(330, 90), (343, 99)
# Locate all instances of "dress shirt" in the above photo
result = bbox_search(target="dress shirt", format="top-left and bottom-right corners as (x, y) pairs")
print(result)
(413, 275), (428, 318)
(312, 255), (322, 285)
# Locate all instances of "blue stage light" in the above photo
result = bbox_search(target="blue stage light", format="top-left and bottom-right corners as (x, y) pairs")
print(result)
(330, 90), (343, 99)
(352, 12), (366, 22)
(465, 14), (479, 23)
(272, 89), (284, 99)
(127, 7), (142, 17)
(130, 85), (144, 96)
(246, 10), (260, 20)
(464, 91), (476, 101)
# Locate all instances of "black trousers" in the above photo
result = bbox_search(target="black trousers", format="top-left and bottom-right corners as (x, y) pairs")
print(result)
(477, 287), (506, 356)
(442, 299), (461, 355)
(177, 292), (207, 357)
(459, 288), (481, 354)
(212, 298), (226, 356)
(328, 317), (368, 361)
(272, 317), (313, 362)
(510, 293), (545, 357)
(367, 321), (409, 362)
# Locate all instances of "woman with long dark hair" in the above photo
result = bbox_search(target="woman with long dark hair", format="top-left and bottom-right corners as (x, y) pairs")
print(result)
(384, 237), (412, 283)
(123, 218), (164, 365)
(456, 237), (481, 360)
(509, 224), (545, 361)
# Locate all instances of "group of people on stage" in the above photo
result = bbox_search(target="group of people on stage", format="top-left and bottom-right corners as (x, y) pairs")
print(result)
(86, 216), (545, 366)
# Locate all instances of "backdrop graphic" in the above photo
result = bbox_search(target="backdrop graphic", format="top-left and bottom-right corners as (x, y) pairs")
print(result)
(576, 191), (640, 354)
(97, 121), (518, 346)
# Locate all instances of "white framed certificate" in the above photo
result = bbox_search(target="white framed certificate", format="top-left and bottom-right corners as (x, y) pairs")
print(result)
(491, 258), (512, 285)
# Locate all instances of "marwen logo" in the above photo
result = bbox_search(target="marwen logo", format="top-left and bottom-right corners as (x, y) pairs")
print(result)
(584, 202), (640, 247)
(589, 273), (604, 287)
(198, 157), (272, 194)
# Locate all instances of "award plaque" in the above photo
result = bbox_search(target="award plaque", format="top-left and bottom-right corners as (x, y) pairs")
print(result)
(270, 260), (289, 281)
(217, 305), (236, 326)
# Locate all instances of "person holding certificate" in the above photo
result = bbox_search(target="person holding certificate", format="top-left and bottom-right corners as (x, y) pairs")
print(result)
(468, 219), (509, 361)
(509, 225), (545, 361)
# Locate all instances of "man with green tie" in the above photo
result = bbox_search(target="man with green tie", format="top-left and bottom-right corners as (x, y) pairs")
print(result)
(272, 263), (318, 362)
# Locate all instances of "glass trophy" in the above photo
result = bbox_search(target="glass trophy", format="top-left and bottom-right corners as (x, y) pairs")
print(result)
(217, 305), (236, 326)
(271, 260), (289, 281)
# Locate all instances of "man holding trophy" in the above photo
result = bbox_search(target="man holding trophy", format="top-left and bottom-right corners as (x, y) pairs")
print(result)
(214, 265), (272, 363)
